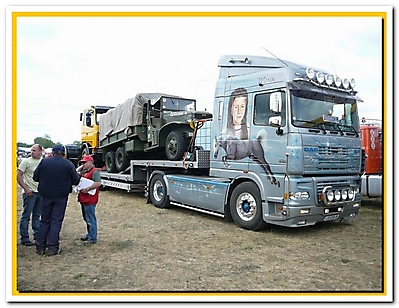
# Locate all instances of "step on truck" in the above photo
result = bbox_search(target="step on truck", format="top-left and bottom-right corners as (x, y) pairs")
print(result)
(97, 55), (364, 231)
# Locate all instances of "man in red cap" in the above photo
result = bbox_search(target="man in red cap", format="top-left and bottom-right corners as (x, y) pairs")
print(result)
(76, 155), (102, 244)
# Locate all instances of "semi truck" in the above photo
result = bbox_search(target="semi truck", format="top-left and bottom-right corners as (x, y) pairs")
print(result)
(360, 118), (382, 198)
(80, 93), (212, 172)
(85, 54), (364, 231)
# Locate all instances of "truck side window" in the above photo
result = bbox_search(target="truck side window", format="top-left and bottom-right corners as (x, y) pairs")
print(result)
(151, 101), (161, 118)
(254, 92), (286, 126)
(218, 100), (223, 121)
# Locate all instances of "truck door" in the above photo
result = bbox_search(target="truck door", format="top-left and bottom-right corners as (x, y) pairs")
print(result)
(248, 90), (286, 191)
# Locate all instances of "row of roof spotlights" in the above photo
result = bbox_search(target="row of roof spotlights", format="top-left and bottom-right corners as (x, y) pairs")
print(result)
(305, 68), (356, 90)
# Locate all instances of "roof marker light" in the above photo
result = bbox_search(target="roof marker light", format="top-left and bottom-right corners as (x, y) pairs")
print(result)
(229, 57), (250, 64)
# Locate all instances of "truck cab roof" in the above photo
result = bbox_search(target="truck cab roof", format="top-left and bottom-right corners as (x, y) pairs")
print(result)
(218, 55), (307, 69)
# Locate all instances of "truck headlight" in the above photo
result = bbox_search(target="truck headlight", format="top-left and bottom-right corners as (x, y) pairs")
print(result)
(342, 78), (350, 89)
(325, 74), (334, 86)
(326, 190), (334, 202)
(341, 189), (348, 200)
(334, 76), (342, 88)
(334, 190), (341, 201)
(350, 78), (356, 89)
(289, 191), (310, 200)
(316, 72), (325, 84)
(348, 187), (355, 200)
(306, 68), (315, 79)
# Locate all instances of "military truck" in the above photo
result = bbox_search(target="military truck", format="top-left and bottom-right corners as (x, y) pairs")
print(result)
(80, 93), (212, 173)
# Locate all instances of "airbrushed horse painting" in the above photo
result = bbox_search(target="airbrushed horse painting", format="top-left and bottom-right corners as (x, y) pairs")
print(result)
(213, 130), (280, 187)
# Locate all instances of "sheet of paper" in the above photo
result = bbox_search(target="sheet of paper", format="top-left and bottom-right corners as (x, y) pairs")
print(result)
(74, 177), (96, 195)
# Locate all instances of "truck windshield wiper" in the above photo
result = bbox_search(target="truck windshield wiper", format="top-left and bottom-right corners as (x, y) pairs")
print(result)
(339, 124), (359, 137)
(292, 119), (327, 134)
(330, 123), (344, 136)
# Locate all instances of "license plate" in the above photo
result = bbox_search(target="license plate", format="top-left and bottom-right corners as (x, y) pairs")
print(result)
(324, 214), (340, 221)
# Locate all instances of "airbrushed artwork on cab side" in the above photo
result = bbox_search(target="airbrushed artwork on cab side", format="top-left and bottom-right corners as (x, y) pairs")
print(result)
(213, 87), (280, 187)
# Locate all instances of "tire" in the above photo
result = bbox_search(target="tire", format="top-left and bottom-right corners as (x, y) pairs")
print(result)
(165, 131), (186, 161)
(230, 182), (266, 231)
(149, 174), (171, 209)
(115, 147), (129, 172)
(105, 151), (117, 173)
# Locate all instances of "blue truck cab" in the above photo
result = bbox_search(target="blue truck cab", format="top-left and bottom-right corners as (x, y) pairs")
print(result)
(208, 55), (362, 228)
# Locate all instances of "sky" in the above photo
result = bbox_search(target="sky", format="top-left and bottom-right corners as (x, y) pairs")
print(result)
(11, 7), (387, 145)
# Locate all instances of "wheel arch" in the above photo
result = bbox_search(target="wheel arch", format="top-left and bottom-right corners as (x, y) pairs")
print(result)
(148, 170), (168, 189)
(80, 143), (91, 155)
(224, 178), (261, 222)
(228, 179), (266, 231)
(159, 123), (192, 147)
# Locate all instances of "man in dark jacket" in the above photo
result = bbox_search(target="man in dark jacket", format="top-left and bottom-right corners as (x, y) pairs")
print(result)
(33, 145), (80, 256)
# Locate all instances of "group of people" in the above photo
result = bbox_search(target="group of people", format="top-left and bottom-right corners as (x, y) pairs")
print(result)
(17, 144), (101, 256)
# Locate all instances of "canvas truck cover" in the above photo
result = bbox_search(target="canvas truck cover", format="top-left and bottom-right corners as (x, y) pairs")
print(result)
(99, 93), (183, 141)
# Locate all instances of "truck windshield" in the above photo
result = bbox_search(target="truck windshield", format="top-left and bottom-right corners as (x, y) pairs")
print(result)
(290, 90), (360, 134)
(162, 98), (196, 111)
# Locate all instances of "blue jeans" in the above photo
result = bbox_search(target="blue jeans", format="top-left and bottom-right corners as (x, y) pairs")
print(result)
(35, 196), (68, 252)
(81, 204), (97, 242)
(19, 192), (41, 243)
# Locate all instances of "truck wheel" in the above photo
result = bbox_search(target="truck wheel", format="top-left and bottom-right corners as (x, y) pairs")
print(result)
(149, 174), (171, 209)
(105, 151), (117, 173)
(165, 131), (186, 161)
(115, 147), (129, 172)
(230, 182), (266, 231)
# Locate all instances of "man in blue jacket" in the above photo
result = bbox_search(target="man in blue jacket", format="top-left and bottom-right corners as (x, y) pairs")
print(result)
(33, 145), (80, 256)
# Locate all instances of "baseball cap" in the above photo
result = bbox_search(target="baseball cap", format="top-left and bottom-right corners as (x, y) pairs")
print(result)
(52, 145), (65, 153)
(79, 155), (94, 163)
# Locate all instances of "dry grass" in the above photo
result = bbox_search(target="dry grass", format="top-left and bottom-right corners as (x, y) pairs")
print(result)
(15, 186), (384, 297)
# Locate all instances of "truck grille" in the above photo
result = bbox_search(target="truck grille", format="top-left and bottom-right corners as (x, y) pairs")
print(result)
(304, 146), (359, 172)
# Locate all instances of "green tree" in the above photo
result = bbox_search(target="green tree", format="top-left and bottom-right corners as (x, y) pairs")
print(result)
(17, 142), (31, 148)
(34, 135), (55, 148)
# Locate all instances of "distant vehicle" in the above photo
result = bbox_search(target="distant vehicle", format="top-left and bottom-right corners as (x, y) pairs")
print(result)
(360, 118), (382, 198)
(42, 145), (80, 166)
(63, 144), (80, 167)
(17, 147), (30, 157)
